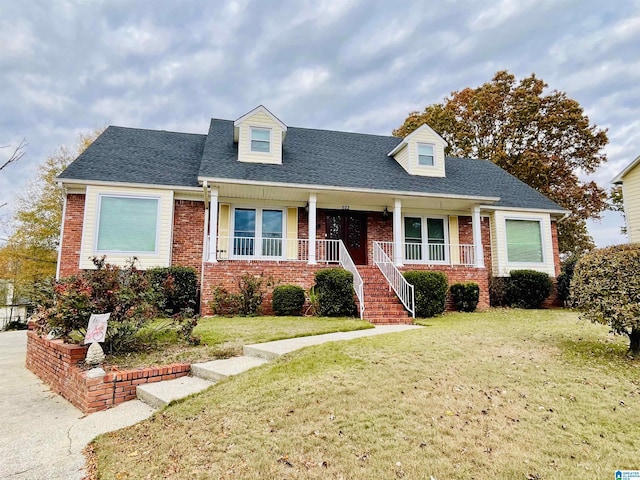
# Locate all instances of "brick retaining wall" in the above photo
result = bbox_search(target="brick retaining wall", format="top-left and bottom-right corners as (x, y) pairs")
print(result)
(25, 331), (190, 413)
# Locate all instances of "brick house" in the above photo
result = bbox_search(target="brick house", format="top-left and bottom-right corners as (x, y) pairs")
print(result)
(56, 105), (565, 323)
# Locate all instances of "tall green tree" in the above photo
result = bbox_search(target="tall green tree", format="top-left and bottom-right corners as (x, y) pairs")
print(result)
(394, 71), (609, 255)
(0, 130), (102, 298)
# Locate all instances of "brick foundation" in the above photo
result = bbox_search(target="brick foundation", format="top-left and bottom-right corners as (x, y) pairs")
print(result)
(201, 261), (329, 315)
(25, 331), (190, 413)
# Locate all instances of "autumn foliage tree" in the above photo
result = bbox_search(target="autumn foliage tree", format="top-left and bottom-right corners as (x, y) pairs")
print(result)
(394, 71), (608, 255)
(0, 130), (102, 300)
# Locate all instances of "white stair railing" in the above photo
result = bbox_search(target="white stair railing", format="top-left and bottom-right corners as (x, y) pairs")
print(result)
(338, 241), (365, 319)
(373, 241), (415, 318)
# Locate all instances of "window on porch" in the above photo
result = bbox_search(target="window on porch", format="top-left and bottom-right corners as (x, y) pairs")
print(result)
(232, 208), (283, 258)
(403, 216), (447, 263)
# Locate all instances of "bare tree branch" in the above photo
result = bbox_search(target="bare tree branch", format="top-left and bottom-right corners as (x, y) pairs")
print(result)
(0, 138), (27, 172)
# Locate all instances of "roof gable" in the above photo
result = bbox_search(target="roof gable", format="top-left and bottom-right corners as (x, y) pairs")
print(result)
(612, 154), (640, 184)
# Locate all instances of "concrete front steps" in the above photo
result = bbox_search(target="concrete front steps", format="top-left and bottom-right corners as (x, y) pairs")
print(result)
(359, 265), (412, 325)
(136, 325), (421, 408)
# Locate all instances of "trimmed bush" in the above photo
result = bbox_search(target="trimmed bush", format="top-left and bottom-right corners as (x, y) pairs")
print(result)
(450, 282), (479, 312)
(507, 270), (552, 309)
(272, 285), (305, 316)
(147, 266), (198, 315)
(315, 268), (356, 317)
(489, 276), (510, 307)
(31, 257), (158, 354)
(403, 271), (448, 318)
(556, 255), (578, 306)
(570, 244), (640, 354)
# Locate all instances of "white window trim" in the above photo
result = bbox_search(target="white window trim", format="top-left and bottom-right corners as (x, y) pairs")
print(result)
(402, 214), (449, 264)
(417, 142), (436, 168)
(94, 194), (161, 255)
(230, 206), (286, 260)
(250, 127), (272, 154)
(503, 216), (547, 266)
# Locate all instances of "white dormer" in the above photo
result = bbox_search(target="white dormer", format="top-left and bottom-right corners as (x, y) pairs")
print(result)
(234, 105), (287, 164)
(388, 123), (448, 177)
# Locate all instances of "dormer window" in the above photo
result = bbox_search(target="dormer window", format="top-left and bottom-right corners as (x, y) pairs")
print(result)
(251, 127), (271, 153)
(418, 143), (435, 166)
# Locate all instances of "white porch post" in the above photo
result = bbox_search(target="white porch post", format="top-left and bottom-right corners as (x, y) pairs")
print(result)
(393, 198), (403, 267)
(472, 206), (485, 268)
(308, 193), (317, 265)
(208, 188), (219, 262)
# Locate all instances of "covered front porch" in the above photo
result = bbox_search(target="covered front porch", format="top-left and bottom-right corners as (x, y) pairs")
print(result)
(203, 184), (491, 269)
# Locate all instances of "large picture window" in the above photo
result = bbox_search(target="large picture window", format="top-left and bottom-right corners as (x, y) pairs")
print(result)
(506, 219), (543, 263)
(233, 207), (283, 258)
(96, 196), (159, 253)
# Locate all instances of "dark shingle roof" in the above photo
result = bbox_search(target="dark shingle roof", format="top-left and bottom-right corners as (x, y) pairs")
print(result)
(58, 126), (206, 188)
(59, 119), (563, 212)
(199, 119), (563, 211)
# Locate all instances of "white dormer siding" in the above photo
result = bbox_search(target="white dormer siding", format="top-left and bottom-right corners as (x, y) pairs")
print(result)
(234, 105), (287, 165)
(388, 124), (447, 177)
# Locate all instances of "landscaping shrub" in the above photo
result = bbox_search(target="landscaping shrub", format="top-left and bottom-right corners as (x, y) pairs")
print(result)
(556, 255), (578, 306)
(272, 284), (305, 316)
(147, 266), (198, 315)
(507, 269), (553, 309)
(403, 271), (448, 318)
(210, 273), (272, 316)
(450, 282), (479, 312)
(31, 257), (159, 354)
(489, 276), (510, 307)
(315, 268), (356, 317)
(570, 244), (640, 354)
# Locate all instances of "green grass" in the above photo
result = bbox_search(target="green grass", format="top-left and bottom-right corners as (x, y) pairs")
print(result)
(91, 309), (640, 479)
(104, 316), (371, 369)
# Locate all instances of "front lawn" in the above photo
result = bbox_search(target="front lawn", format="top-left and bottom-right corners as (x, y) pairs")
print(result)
(91, 309), (640, 479)
(105, 316), (372, 369)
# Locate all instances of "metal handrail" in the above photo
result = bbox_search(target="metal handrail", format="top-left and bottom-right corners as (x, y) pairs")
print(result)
(338, 240), (365, 319)
(373, 241), (415, 318)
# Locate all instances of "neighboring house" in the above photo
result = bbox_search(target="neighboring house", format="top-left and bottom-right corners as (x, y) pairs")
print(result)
(0, 281), (29, 329)
(612, 154), (640, 242)
(56, 105), (564, 323)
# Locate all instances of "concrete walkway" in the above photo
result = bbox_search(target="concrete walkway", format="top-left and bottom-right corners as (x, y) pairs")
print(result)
(0, 324), (420, 479)
(0, 331), (154, 480)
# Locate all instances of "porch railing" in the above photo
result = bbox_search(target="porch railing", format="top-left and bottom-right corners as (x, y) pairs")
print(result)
(212, 236), (340, 262)
(376, 241), (476, 266)
(373, 241), (415, 318)
(338, 240), (365, 319)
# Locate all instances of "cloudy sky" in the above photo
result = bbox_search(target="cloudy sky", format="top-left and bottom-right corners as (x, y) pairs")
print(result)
(1, 0), (638, 245)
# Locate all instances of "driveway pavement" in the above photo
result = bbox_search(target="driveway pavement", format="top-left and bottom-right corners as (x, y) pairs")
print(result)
(0, 330), (153, 479)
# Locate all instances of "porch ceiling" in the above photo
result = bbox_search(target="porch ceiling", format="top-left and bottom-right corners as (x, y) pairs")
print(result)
(214, 182), (497, 213)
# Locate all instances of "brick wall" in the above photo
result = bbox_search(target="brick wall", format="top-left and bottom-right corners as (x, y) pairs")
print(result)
(172, 200), (205, 278)
(399, 264), (491, 310)
(58, 194), (86, 278)
(367, 212), (394, 264)
(26, 331), (190, 413)
(201, 261), (328, 315)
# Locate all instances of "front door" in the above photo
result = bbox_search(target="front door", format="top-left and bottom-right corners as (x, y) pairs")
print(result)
(325, 211), (368, 265)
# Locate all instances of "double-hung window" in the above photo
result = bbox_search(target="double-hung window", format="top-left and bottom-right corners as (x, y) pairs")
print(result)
(418, 143), (435, 166)
(250, 127), (271, 153)
(404, 216), (447, 263)
(505, 219), (544, 263)
(96, 195), (159, 253)
(233, 207), (284, 258)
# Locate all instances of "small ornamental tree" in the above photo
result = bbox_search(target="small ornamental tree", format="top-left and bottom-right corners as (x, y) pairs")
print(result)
(570, 244), (640, 355)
